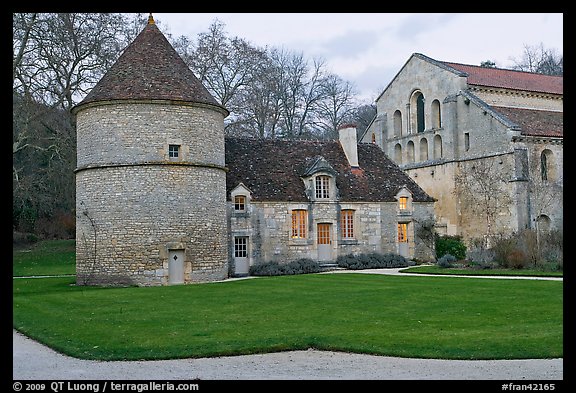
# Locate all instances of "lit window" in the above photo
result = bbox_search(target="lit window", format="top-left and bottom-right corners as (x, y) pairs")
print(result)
(398, 223), (408, 242)
(317, 223), (331, 245)
(371, 133), (376, 144)
(234, 195), (246, 211)
(315, 176), (330, 199)
(168, 144), (180, 159)
(399, 197), (408, 210)
(234, 237), (248, 258)
(341, 210), (354, 239)
(291, 210), (307, 239)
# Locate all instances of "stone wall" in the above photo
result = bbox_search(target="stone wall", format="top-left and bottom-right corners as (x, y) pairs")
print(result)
(362, 54), (563, 245)
(76, 101), (226, 169)
(75, 101), (228, 286)
(472, 88), (563, 112)
(76, 164), (228, 286)
(227, 199), (436, 271)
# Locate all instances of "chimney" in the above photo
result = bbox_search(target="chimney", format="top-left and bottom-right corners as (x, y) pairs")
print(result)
(338, 123), (359, 168)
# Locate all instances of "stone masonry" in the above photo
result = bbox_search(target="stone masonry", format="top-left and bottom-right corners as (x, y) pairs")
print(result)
(75, 101), (228, 286)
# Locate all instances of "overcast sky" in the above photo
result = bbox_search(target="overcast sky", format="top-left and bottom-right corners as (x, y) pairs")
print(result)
(153, 13), (563, 105)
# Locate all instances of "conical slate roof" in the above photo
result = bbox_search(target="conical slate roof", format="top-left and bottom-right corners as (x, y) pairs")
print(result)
(76, 17), (226, 112)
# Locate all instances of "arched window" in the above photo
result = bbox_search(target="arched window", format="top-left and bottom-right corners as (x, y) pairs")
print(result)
(420, 138), (428, 161)
(433, 135), (443, 159)
(431, 99), (441, 129)
(410, 91), (425, 134)
(394, 110), (403, 137)
(394, 143), (402, 164)
(407, 141), (415, 163)
(541, 149), (556, 181)
(416, 93), (425, 133)
(540, 152), (547, 181)
(536, 214), (551, 232)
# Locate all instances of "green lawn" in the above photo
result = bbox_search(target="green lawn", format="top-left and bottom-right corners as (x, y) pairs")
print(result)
(13, 239), (75, 277)
(13, 274), (562, 361)
(402, 265), (563, 277)
(12, 240), (563, 361)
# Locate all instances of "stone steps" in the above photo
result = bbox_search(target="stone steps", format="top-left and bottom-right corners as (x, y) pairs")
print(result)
(318, 263), (344, 271)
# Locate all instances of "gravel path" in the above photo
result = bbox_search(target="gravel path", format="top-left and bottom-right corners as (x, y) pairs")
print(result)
(13, 330), (562, 380)
(13, 269), (563, 380)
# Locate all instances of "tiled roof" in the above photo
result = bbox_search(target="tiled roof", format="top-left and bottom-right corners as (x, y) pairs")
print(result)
(225, 137), (435, 203)
(76, 20), (225, 111)
(443, 62), (563, 95)
(491, 106), (563, 138)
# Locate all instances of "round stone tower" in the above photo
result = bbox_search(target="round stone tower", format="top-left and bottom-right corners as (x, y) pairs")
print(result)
(72, 15), (229, 286)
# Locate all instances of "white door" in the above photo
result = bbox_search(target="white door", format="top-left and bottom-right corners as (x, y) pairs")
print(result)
(234, 236), (249, 275)
(317, 223), (332, 261)
(168, 249), (184, 284)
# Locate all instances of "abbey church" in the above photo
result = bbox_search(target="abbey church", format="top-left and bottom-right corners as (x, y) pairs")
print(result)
(73, 17), (562, 286)
(360, 53), (562, 246)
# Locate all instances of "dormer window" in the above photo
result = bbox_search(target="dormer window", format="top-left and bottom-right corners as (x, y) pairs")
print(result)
(315, 175), (330, 199)
(395, 188), (413, 215)
(399, 196), (408, 210)
(301, 156), (337, 202)
(230, 183), (252, 215)
(234, 195), (246, 212)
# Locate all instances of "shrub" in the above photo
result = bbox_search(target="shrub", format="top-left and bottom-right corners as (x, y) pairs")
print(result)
(492, 229), (563, 270)
(336, 252), (414, 270)
(249, 258), (322, 276)
(492, 234), (519, 268)
(12, 231), (39, 248)
(435, 235), (467, 260)
(287, 258), (323, 274)
(467, 260), (496, 270)
(249, 261), (283, 276)
(506, 249), (528, 269)
(437, 254), (456, 268)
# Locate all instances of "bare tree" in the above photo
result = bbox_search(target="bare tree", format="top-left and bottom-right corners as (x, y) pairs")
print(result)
(350, 104), (377, 139)
(230, 57), (283, 138)
(172, 18), (362, 141)
(314, 74), (357, 139)
(183, 19), (266, 113)
(454, 158), (513, 248)
(13, 13), (136, 110)
(12, 12), (143, 235)
(510, 43), (563, 76)
(527, 149), (563, 260)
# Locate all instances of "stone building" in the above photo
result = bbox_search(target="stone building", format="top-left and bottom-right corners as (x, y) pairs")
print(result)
(73, 18), (436, 285)
(225, 125), (436, 275)
(361, 53), (563, 246)
(73, 16), (229, 285)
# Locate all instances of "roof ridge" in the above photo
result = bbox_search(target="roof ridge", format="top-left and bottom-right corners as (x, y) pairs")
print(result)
(443, 61), (563, 78)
